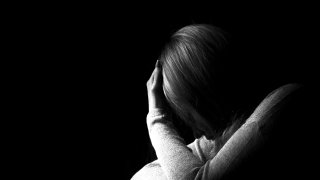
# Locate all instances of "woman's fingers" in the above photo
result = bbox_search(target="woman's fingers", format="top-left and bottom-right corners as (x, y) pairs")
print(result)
(155, 60), (161, 68)
(153, 60), (163, 88)
(146, 60), (167, 111)
(147, 60), (163, 92)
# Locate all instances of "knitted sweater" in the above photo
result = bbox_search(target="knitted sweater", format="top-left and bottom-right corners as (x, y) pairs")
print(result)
(131, 84), (301, 180)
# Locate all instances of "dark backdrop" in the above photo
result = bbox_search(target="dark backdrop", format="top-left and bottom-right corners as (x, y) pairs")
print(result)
(21, 3), (318, 179)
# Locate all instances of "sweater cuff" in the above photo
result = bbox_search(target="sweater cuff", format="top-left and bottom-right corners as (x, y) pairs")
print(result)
(147, 108), (168, 118)
(146, 108), (171, 128)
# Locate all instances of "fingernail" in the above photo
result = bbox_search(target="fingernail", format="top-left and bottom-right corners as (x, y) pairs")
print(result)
(155, 60), (161, 68)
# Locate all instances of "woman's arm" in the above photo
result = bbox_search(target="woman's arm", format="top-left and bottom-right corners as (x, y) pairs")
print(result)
(145, 59), (302, 179)
(147, 109), (203, 180)
(193, 83), (303, 179)
(145, 60), (204, 179)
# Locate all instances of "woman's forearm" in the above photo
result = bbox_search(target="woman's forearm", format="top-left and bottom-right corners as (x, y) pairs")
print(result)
(147, 108), (203, 180)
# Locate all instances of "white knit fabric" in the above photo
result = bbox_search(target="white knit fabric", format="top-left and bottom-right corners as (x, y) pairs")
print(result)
(132, 84), (300, 180)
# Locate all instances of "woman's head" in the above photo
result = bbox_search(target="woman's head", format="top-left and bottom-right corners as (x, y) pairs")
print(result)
(160, 24), (232, 139)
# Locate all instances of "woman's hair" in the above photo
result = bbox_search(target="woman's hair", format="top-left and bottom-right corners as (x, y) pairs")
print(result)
(160, 24), (242, 140)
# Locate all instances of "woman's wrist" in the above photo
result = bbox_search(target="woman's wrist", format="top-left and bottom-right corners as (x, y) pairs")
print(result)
(147, 108), (171, 129)
(148, 108), (167, 118)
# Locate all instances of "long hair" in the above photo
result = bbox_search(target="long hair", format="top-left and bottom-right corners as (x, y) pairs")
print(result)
(160, 24), (243, 142)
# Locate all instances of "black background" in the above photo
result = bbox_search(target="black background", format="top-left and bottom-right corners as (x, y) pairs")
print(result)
(11, 2), (318, 179)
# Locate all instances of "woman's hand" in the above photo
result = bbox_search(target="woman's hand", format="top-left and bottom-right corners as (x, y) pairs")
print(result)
(146, 60), (167, 111)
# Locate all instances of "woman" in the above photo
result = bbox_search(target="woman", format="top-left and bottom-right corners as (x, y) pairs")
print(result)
(132, 24), (303, 180)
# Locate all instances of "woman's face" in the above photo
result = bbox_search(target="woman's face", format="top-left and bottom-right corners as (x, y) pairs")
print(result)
(163, 67), (215, 139)
(190, 108), (215, 139)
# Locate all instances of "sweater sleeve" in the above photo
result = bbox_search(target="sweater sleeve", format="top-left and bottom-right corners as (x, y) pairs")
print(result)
(144, 83), (301, 180)
(194, 83), (303, 179)
(140, 109), (259, 180)
(147, 108), (204, 180)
